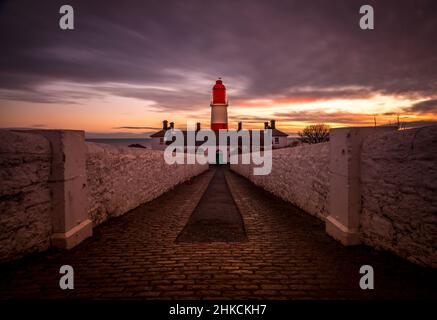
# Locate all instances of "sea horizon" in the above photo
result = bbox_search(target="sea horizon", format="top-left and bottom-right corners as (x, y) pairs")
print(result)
(86, 138), (152, 148)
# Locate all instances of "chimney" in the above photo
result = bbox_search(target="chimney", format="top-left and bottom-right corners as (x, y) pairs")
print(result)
(270, 120), (276, 129)
(170, 122), (174, 129)
(264, 121), (269, 129)
(163, 120), (168, 130)
(196, 122), (201, 131)
(238, 121), (242, 131)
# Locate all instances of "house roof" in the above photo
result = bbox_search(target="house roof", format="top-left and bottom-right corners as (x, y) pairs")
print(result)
(150, 129), (166, 138)
(271, 128), (288, 137)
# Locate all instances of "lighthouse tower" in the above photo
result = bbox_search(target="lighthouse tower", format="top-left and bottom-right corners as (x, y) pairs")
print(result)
(210, 78), (228, 130)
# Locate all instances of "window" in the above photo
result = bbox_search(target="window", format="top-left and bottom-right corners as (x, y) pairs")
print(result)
(159, 137), (164, 144)
(274, 137), (279, 144)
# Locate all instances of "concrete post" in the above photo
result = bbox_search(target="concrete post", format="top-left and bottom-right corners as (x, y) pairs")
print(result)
(32, 130), (92, 249)
(325, 126), (396, 245)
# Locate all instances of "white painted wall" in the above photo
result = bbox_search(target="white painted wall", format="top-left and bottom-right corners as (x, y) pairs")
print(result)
(360, 126), (437, 267)
(0, 130), (208, 262)
(231, 143), (330, 219)
(86, 143), (209, 225)
(232, 126), (437, 267)
(272, 136), (288, 149)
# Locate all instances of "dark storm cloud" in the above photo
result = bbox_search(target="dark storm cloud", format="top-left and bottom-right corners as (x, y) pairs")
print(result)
(273, 111), (372, 124)
(0, 0), (436, 109)
(233, 113), (437, 129)
(234, 110), (375, 125)
(406, 99), (437, 113)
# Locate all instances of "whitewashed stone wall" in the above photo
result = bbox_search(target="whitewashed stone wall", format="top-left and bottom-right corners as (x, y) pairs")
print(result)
(86, 143), (209, 225)
(361, 126), (437, 267)
(232, 128), (436, 268)
(0, 131), (52, 263)
(0, 131), (208, 262)
(2, 127), (435, 268)
(231, 143), (330, 220)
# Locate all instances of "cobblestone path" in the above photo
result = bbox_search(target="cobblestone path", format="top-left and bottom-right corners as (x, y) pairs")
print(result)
(0, 167), (435, 299)
(177, 166), (247, 243)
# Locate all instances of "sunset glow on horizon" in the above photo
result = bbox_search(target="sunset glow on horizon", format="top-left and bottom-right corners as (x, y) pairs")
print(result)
(1, 81), (435, 137)
(1, 0), (436, 138)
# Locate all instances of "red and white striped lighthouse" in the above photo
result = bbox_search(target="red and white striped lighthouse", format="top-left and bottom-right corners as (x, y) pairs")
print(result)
(210, 78), (228, 130)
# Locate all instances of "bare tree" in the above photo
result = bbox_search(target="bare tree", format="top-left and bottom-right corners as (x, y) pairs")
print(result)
(298, 124), (330, 144)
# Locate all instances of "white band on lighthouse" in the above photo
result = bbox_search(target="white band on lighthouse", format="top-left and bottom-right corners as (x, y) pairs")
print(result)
(210, 104), (228, 130)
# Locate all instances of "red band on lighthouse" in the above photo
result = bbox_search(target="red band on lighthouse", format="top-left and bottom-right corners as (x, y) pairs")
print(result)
(210, 78), (228, 130)
(211, 123), (228, 130)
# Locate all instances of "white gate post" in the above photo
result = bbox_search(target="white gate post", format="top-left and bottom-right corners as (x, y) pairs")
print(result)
(33, 130), (92, 249)
(326, 126), (396, 245)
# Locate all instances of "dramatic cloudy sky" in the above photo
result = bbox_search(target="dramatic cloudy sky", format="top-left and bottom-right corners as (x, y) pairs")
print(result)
(0, 0), (436, 137)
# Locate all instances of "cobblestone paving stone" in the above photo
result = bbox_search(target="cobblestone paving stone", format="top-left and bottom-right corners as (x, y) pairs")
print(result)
(0, 167), (435, 299)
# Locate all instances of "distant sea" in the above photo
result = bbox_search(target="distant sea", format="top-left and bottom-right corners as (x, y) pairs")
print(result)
(86, 136), (297, 149)
(86, 138), (152, 148)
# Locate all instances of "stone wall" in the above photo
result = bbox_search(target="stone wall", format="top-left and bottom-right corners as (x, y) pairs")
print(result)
(86, 142), (209, 225)
(231, 127), (436, 267)
(0, 131), (52, 263)
(230, 143), (330, 220)
(2, 127), (435, 267)
(0, 130), (208, 263)
(360, 126), (437, 267)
